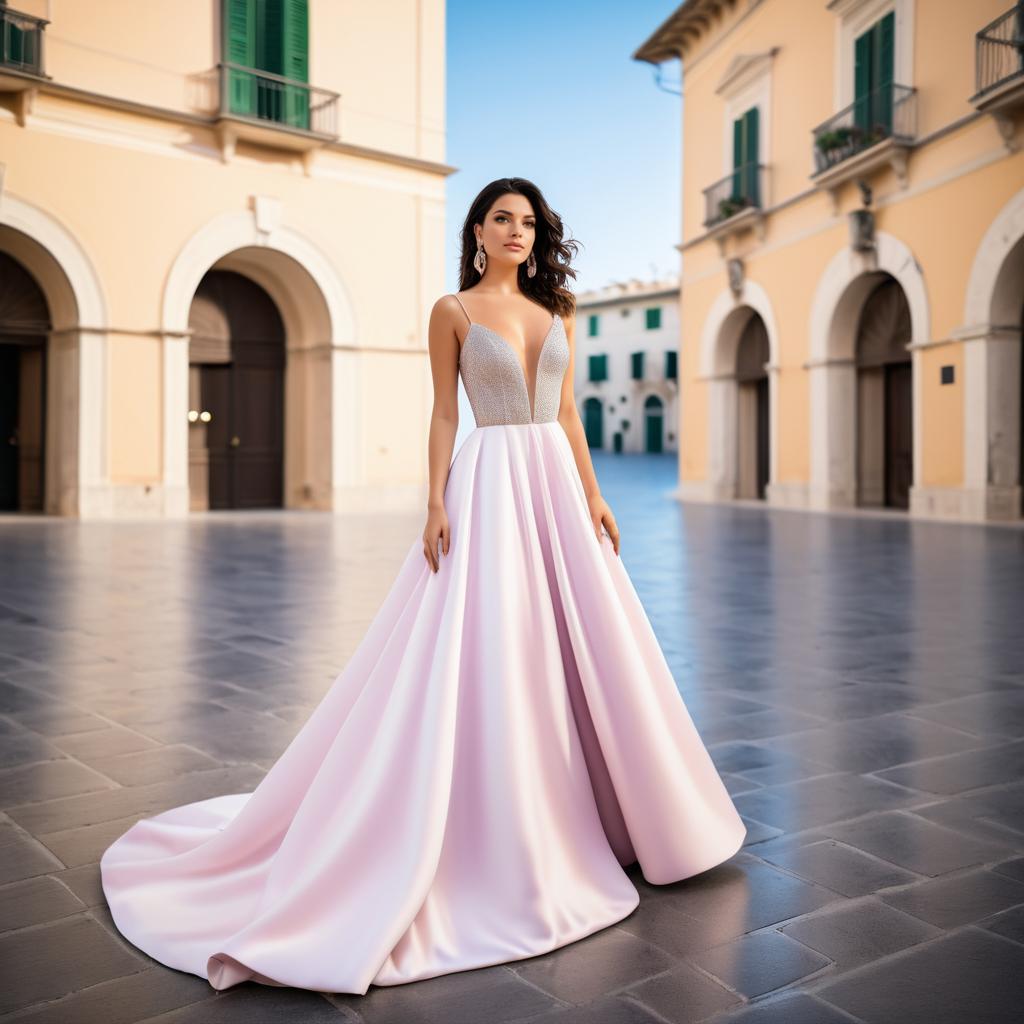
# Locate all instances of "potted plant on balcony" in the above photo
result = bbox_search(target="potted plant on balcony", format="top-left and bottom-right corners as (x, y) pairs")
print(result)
(717, 196), (745, 221)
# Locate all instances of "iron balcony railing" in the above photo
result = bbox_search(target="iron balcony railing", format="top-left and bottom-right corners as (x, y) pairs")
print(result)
(811, 82), (916, 175)
(1, 5), (47, 77)
(702, 161), (764, 227)
(973, 4), (1024, 99)
(218, 62), (339, 136)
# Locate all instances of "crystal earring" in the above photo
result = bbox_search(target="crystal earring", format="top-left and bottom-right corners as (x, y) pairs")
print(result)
(526, 251), (537, 278)
(473, 241), (487, 275)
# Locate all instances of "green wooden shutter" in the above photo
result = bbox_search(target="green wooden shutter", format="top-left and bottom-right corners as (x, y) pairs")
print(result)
(589, 354), (607, 383)
(225, 0), (257, 116)
(631, 352), (644, 380)
(876, 11), (894, 132)
(853, 28), (871, 133)
(645, 307), (661, 330)
(731, 116), (743, 200)
(665, 351), (678, 380)
(282, 0), (309, 129)
(256, 0), (283, 121)
(744, 107), (759, 204)
(588, 314), (599, 337)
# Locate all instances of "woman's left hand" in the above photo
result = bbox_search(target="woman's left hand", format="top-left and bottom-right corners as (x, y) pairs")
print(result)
(587, 493), (620, 555)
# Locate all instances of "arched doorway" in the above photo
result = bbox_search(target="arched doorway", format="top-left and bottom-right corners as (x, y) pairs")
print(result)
(855, 276), (912, 509)
(735, 314), (770, 500)
(0, 252), (50, 512)
(584, 397), (603, 448)
(188, 271), (285, 510)
(644, 395), (664, 453)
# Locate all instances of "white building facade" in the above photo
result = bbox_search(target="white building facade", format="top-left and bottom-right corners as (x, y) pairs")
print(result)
(574, 279), (681, 454)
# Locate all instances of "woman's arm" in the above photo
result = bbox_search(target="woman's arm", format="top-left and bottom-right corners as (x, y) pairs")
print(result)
(556, 311), (621, 554)
(422, 296), (462, 571)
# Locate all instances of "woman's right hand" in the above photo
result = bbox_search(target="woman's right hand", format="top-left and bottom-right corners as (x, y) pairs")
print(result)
(423, 503), (450, 573)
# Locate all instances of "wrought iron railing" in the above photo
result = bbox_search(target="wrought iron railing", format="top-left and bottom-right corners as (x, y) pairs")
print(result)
(811, 82), (916, 175)
(973, 4), (1024, 99)
(702, 161), (764, 227)
(218, 62), (339, 136)
(0, 5), (46, 76)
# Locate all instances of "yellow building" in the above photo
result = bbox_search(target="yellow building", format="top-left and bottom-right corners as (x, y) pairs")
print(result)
(0, 0), (449, 517)
(635, 0), (1024, 520)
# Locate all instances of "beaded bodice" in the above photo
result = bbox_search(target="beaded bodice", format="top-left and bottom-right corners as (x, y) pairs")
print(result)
(451, 293), (569, 427)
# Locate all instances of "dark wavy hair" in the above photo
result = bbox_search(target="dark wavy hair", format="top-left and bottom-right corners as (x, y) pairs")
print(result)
(457, 177), (579, 319)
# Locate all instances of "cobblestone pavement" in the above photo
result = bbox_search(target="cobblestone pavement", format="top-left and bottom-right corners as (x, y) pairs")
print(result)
(1, 450), (1023, 1023)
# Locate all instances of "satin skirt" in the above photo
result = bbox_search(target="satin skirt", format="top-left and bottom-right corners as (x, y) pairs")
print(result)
(99, 421), (747, 995)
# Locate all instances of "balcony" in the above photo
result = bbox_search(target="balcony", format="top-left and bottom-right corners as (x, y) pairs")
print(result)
(0, 5), (48, 92)
(811, 82), (916, 195)
(702, 161), (766, 250)
(214, 62), (339, 160)
(970, 5), (1024, 132)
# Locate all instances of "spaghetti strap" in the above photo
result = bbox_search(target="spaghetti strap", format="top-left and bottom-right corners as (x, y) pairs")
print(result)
(450, 293), (472, 328)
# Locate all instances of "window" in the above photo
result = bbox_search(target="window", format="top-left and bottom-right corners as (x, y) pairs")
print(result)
(631, 352), (644, 380)
(224, 0), (310, 129)
(588, 313), (600, 337)
(665, 351), (677, 380)
(854, 11), (894, 134)
(731, 107), (760, 206)
(645, 307), (662, 330)
(588, 354), (608, 382)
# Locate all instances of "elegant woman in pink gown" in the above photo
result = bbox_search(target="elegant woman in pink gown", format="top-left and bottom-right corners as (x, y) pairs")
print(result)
(100, 177), (747, 996)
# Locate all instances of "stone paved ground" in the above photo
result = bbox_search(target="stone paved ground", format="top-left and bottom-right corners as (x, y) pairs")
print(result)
(1, 450), (1023, 1023)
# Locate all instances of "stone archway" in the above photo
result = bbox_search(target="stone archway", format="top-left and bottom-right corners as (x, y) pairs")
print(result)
(0, 195), (108, 516)
(699, 284), (778, 502)
(854, 276), (913, 509)
(162, 208), (355, 515)
(808, 232), (929, 511)
(963, 187), (1024, 520)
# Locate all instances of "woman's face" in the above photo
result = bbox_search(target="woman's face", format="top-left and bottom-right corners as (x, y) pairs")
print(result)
(475, 193), (537, 269)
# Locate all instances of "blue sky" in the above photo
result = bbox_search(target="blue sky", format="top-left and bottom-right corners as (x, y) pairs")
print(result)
(445, 1), (684, 297)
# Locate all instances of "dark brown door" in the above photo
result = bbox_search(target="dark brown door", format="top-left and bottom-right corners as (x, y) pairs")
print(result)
(756, 375), (769, 500)
(201, 348), (284, 510)
(0, 253), (49, 512)
(0, 345), (19, 510)
(884, 361), (912, 509)
(190, 271), (285, 510)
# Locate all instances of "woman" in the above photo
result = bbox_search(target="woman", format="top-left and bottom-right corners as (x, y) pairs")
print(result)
(100, 177), (747, 996)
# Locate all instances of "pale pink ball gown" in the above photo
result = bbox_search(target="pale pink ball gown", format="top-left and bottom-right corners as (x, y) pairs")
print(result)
(100, 292), (747, 995)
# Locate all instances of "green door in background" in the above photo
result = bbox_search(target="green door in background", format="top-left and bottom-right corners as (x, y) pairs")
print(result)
(584, 397), (603, 449)
(644, 395), (663, 453)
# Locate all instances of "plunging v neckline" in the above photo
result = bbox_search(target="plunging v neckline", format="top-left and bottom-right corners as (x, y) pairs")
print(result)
(461, 311), (560, 423)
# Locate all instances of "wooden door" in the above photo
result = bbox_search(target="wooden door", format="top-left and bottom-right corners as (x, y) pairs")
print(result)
(189, 270), (285, 510)
(0, 345), (18, 510)
(201, 350), (284, 510)
(756, 375), (769, 500)
(884, 361), (912, 509)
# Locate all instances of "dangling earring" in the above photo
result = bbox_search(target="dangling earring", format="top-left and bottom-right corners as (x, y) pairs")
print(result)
(473, 240), (487, 275)
(526, 251), (537, 278)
